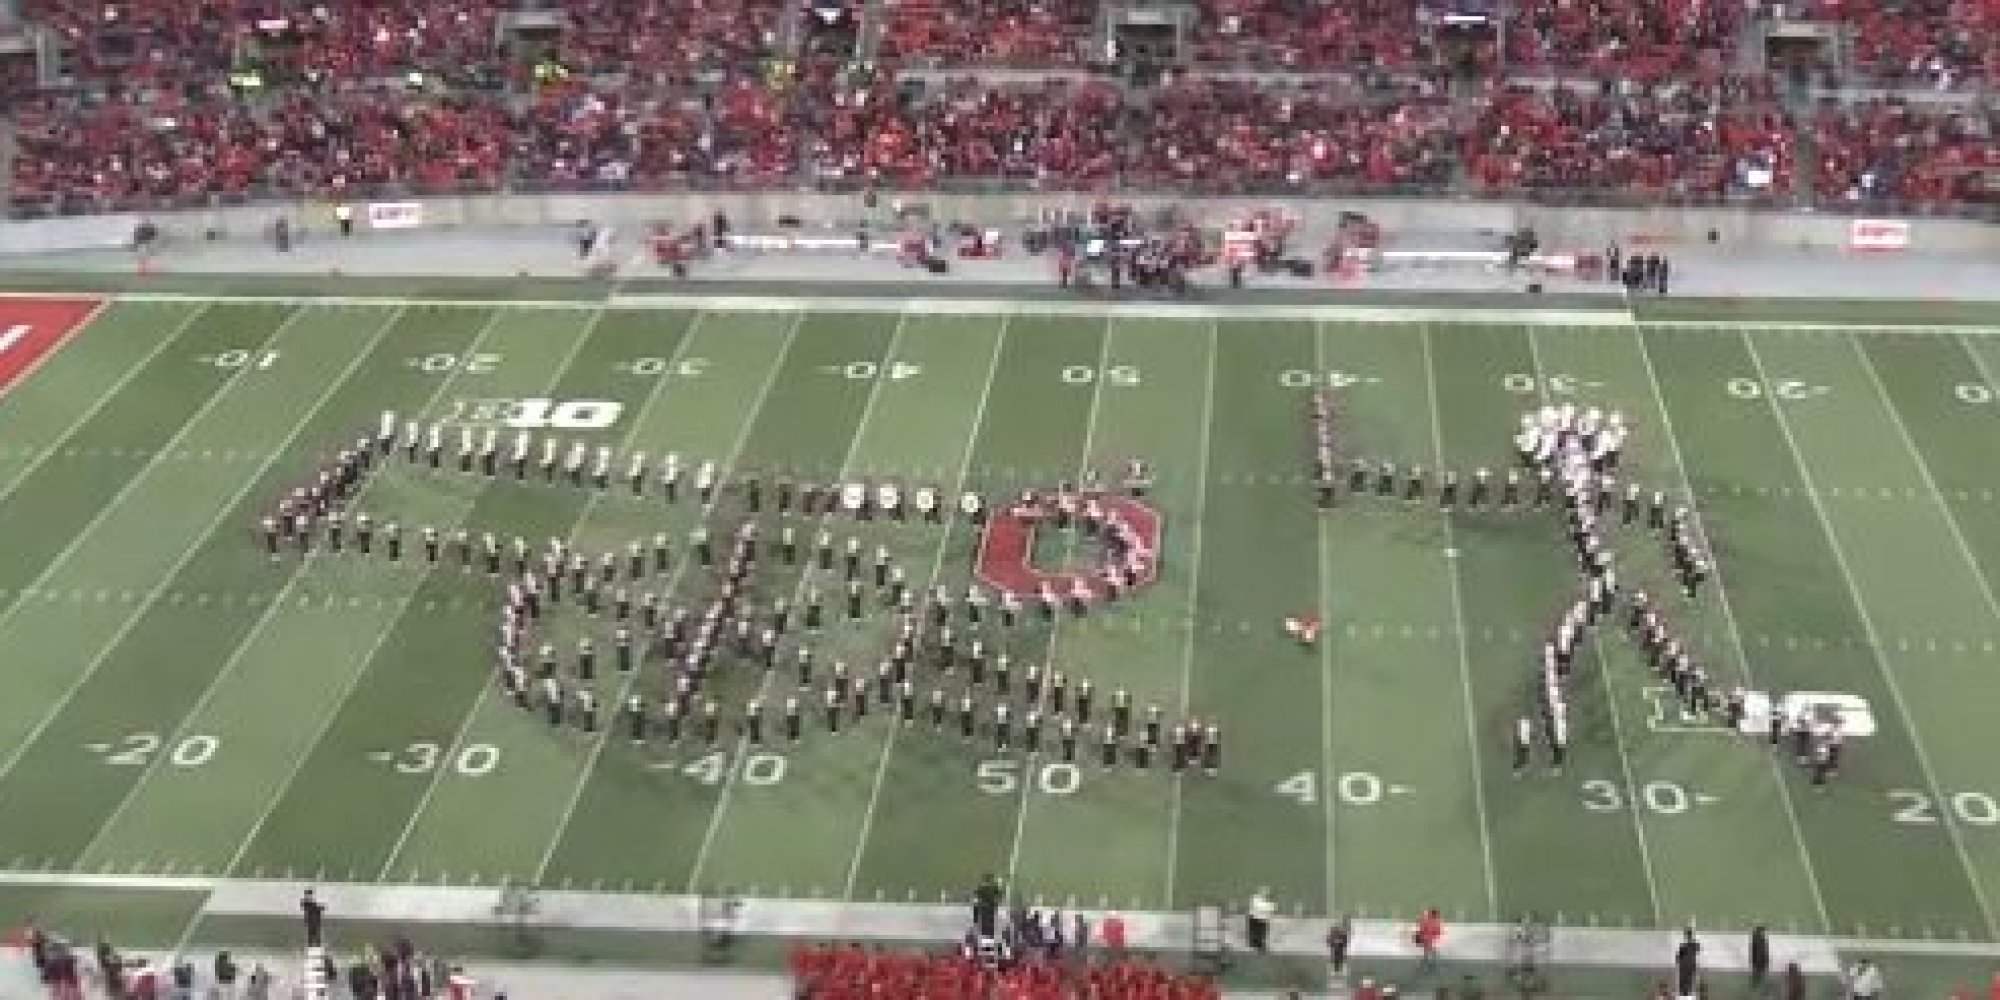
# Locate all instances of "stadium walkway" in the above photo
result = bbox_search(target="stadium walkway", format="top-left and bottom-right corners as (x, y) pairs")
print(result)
(196, 876), (1858, 973)
(15, 873), (2000, 996)
(1, 950), (792, 1000)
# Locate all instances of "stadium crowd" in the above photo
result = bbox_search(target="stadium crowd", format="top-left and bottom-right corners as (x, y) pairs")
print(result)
(3, 0), (2000, 217)
(791, 942), (1220, 1000)
(5, 0), (1999, 216)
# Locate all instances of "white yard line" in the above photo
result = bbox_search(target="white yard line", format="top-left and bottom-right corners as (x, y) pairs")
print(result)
(1854, 335), (2000, 623)
(0, 294), (112, 403)
(1000, 321), (1117, 895)
(369, 308), (626, 881)
(0, 300), (205, 506)
(1740, 330), (1999, 939)
(73, 304), (412, 864)
(176, 306), (527, 952)
(1159, 322), (1216, 912)
(1419, 324), (1503, 922)
(1311, 322), (1341, 918)
(528, 313), (761, 885)
(840, 317), (1011, 901)
(1522, 326), (1662, 926)
(1951, 331), (2000, 406)
(683, 312), (903, 894)
(1626, 324), (1832, 934)
(0, 306), (319, 788)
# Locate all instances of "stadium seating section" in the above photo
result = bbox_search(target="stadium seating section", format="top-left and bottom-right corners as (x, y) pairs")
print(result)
(790, 943), (1222, 1000)
(4, 0), (1997, 215)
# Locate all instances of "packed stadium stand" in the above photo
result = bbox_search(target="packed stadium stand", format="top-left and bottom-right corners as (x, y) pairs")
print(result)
(0, 0), (1996, 216)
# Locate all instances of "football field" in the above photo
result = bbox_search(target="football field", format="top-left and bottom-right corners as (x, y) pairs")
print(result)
(3, 287), (2000, 972)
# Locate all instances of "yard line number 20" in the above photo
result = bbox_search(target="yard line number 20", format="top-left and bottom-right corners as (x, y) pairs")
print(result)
(1888, 789), (2000, 827)
(99, 732), (221, 769)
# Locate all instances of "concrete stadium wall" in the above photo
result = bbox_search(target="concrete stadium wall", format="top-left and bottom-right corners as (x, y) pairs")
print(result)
(2, 191), (1995, 258)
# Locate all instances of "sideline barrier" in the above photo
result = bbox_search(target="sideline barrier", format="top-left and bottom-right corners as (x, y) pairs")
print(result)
(0, 191), (1973, 257)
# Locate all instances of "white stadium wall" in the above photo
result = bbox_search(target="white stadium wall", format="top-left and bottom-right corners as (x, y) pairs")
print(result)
(2, 191), (1996, 257)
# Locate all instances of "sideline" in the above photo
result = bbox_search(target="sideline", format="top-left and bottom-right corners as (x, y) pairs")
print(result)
(17, 871), (1998, 975)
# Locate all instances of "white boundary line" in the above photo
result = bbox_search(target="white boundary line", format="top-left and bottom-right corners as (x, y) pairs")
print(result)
(0, 294), (112, 401)
(840, 315), (1012, 901)
(1846, 330), (2000, 924)
(0, 304), (212, 524)
(72, 304), (412, 864)
(199, 304), (535, 909)
(0, 301), (212, 511)
(1159, 320), (1216, 911)
(371, 307), (626, 881)
(1623, 324), (1833, 934)
(1311, 322), (1341, 918)
(682, 310), (899, 894)
(31, 289), (2000, 336)
(1739, 329), (2000, 939)
(527, 311), (754, 885)
(1952, 331), (2000, 408)
(999, 318), (1117, 896)
(33, 289), (1637, 327)
(1419, 323), (1504, 922)
(1850, 332), (2000, 625)
(0, 306), (319, 788)
(101, 307), (508, 877)
(1523, 325), (1664, 927)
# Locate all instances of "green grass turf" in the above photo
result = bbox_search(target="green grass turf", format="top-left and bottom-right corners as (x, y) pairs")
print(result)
(4, 291), (2000, 969)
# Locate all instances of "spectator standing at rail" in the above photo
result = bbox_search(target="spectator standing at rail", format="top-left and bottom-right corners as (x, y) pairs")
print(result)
(1327, 915), (1353, 978)
(1748, 925), (1770, 992)
(1414, 908), (1444, 972)
(1101, 913), (1127, 956)
(299, 888), (326, 947)
(213, 951), (238, 1000)
(971, 874), (1002, 938)
(1673, 927), (1702, 999)
(1246, 888), (1276, 953)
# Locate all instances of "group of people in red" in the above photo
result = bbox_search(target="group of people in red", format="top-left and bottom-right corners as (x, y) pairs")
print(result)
(791, 942), (1219, 1000)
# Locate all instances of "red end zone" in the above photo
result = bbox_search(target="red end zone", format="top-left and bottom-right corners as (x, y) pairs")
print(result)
(0, 297), (107, 397)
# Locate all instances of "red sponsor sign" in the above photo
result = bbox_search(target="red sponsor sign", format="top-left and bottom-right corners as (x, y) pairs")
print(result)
(1848, 218), (1911, 252)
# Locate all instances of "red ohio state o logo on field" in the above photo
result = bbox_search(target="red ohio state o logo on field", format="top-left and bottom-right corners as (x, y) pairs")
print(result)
(975, 491), (1162, 596)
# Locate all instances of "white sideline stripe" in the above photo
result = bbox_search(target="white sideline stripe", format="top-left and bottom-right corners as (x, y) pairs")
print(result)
(1646, 318), (2000, 336)
(612, 297), (1640, 326)
(19, 290), (1636, 327)
(374, 307), (621, 880)
(0, 872), (1955, 974)
(681, 309), (885, 893)
(16, 290), (2000, 334)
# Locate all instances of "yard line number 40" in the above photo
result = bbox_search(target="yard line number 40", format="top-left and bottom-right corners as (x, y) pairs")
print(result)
(1275, 770), (1398, 805)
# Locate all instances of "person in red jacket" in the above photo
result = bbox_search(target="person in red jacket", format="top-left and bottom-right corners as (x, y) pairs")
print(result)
(1101, 914), (1128, 955)
(1414, 909), (1444, 971)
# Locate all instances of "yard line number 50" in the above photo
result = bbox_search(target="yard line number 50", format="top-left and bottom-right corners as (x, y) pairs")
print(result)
(979, 759), (1083, 796)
